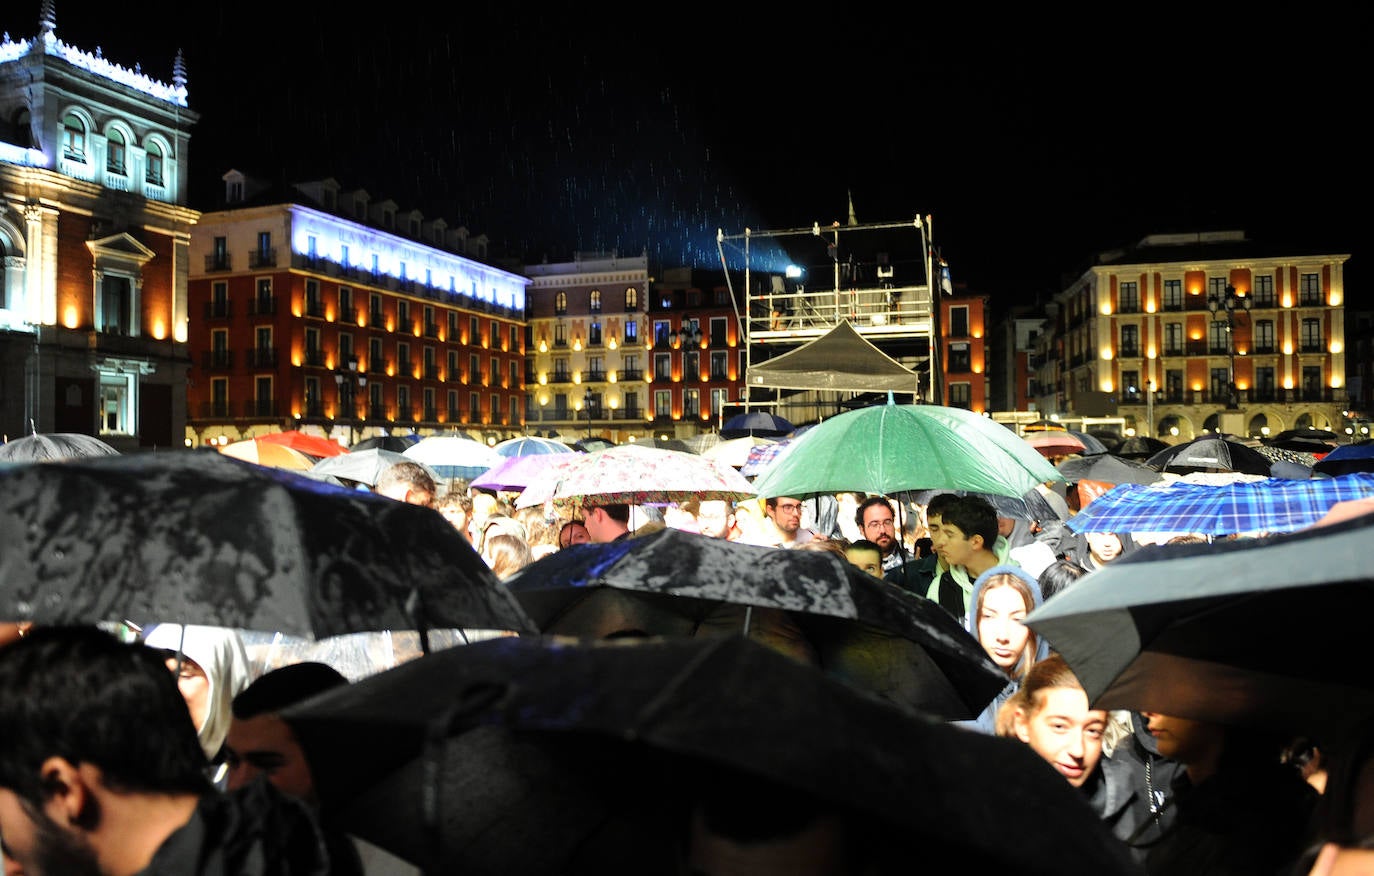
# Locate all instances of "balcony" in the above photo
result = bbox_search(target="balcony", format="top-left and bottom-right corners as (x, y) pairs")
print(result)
(423, 365), (439, 380)
(1252, 345), (1276, 355)
(303, 348), (326, 367)
(367, 359), (389, 375)
(201, 350), (233, 370)
(204, 253), (232, 272)
(204, 300), (232, 320)
(303, 400), (326, 418)
(249, 296), (277, 316)
(248, 248), (278, 269)
(1185, 340), (1208, 356)
(246, 347), (279, 368)
(1118, 345), (1140, 359)
(199, 401), (231, 418)
(337, 306), (357, 324)
(244, 399), (279, 417)
(548, 373), (572, 384)
(305, 299), (327, 319)
(586, 370), (606, 382)
(424, 322), (440, 338)
(396, 358), (413, 376)
(1300, 343), (1326, 354)
(368, 308), (385, 326)
(620, 368), (644, 381)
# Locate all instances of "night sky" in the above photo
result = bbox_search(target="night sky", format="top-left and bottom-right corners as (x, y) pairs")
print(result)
(4, 4), (1364, 304)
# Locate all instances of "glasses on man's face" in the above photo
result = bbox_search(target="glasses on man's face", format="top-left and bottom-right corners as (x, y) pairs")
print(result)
(775, 503), (803, 515)
(865, 518), (896, 531)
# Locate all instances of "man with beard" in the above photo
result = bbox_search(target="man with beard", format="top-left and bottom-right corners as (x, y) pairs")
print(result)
(0, 625), (334, 876)
(855, 496), (905, 573)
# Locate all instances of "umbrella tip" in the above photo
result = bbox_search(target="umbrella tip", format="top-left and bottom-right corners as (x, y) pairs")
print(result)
(886, 391), (895, 405)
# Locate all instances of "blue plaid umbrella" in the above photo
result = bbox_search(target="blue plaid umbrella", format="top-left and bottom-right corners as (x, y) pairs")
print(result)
(1065, 472), (1374, 535)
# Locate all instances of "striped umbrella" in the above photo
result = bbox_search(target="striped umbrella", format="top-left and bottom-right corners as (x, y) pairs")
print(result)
(740, 439), (797, 478)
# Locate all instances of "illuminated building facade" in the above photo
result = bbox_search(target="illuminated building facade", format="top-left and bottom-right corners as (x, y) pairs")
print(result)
(1030, 232), (1351, 440)
(0, 12), (198, 447)
(645, 266), (748, 435)
(524, 253), (650, 442)
(187, 172), (527, 446)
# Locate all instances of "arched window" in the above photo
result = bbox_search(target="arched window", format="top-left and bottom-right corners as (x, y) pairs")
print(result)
(554, 291), (567, 315)
(590, 290), (601, 312)
(106, 128), (126, 174)
(145, 141), (164, 185)
(62, 113), (86, 161)
(624, 286), (638, 311)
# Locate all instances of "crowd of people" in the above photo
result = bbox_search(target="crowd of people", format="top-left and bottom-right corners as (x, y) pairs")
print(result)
(1, 447), (1371, 876)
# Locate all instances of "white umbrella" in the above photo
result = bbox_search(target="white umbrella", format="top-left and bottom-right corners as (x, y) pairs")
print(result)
(701, 436), (777, 469)
(403, 435), (503, 480)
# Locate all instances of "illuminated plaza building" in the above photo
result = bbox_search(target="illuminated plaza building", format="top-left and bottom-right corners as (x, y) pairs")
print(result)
(1029, 232), (1353, 441)
(187, 172), (528, 447)
(0, 11), (197, 447)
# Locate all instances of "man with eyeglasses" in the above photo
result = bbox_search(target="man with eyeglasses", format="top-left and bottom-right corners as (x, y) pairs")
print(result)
(761, 496), (814, 548)
(856, 495), (905, 573)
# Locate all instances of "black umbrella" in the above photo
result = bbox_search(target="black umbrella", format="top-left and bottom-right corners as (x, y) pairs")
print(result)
(1271, 427), (1341, 443)
(901, 488), (1065, 523)
(720, 411), (795, 439)
(502, 527), (1006, 721)
(1113, 435), (1170, 459)
(1145, 434), (1273, 476)
(283, 635), (1143, 876)
(349, 434), (421, 453)
(0, 431), (119, 461)
(1056, 453), (1164, 487)
(1025, 508), (1374, 738)
(1314, 442), (1374, 477)
(0, 448), (536, 639)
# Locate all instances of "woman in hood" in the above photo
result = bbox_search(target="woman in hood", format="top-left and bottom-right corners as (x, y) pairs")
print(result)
(956, 564), (1048, 735)
(143, 623), (253, 788)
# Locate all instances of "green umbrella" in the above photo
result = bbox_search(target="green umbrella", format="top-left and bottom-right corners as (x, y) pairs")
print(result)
(751, 400), (1065, 499)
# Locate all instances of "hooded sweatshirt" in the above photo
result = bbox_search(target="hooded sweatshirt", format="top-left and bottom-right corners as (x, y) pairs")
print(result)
(143, 623), (254, 766)
(924, 534), (1014, 623)
(955, 564), (1049, 734)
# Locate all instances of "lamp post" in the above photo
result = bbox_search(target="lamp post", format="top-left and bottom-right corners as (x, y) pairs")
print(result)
(333, 355), (367, 446)
(1145, 379), (1155, 439)
(1207, 284), (1251, 410)
(583, 388), (593, 438)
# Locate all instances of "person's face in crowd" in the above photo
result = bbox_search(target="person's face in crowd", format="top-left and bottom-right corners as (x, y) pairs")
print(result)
(165, 654), (210, 732)
(935, 521), (981, 569)
(439, 504), (470, 537)
(1014, 687), (1107, 788)
(767, 498), (803, 535)
(845, 547), (882, 578)
(224, 714), (316, 803)
(0, 787), (104, 876)
(1141, 712), (1224, 766)
(977, 584), (1030, 673)
(695, 501), (735, 539)
(1085, 532), (1124, 564)
(861, 503), (897, 554)
(559, 521), (590, 548)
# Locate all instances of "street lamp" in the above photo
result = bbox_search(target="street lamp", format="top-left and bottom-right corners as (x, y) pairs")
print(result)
(1207, 284), (1251, 410)
(333, 355), (367, 446)
(583, 388), (594, 438)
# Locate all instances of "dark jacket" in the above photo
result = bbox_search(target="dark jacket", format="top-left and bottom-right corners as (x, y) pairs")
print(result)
(138, 779), (359, 876)
(1143, 759), (1317, 876)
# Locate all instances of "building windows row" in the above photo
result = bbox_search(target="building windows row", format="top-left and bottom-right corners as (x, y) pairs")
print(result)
(552, 287), (640, 315)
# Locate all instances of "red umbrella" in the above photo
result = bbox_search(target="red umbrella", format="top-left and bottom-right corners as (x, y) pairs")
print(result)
(1023, 431), (1087, 458)
(259, 430), (349, 458)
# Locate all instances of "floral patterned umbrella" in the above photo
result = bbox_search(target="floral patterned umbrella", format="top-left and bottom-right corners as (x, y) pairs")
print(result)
(514, 444), (755, 510)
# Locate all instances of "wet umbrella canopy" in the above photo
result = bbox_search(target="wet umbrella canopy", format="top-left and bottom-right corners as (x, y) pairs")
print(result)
(0, 432), (119, 462)
(0, 448), (535, 638)
(752, 401), (1064, 500)
(503, 528), (1006, 720)
(283, 635), (1142, 876)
